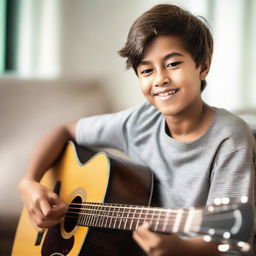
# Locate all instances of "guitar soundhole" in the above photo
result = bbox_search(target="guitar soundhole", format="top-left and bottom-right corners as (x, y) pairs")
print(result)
(64, 196), (82, 232)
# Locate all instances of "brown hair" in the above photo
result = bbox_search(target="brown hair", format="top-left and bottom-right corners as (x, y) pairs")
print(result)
(119, 4), (213, 91)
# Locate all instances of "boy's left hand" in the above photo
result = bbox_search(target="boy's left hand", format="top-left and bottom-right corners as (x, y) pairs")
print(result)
(133, 222), (220, 256)
(133, 222), (181, 256)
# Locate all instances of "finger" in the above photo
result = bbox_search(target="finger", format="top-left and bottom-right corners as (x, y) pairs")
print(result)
(30, 207), (63, 228)
(39, 193), (67, 219)
(39, 197), (52, 216)
(28, 210), (47, 232)
(49, 194), (68, 212)
(133, 230), (151, 254)
(31, 199), (61, 228)
(136, 222), (156, 240)
(46, 203), (68, 219)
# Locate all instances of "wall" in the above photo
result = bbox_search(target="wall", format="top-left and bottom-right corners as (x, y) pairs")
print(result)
(58, 0), (211, 111)
(57, 0), (256, 112)
(11, 0), (256, 111)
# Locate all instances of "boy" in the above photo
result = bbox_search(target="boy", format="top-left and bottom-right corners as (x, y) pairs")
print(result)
(19, 4), (255, 256)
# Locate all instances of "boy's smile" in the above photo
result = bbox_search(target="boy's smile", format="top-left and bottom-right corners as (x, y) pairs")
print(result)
(137, 35), (209, 119)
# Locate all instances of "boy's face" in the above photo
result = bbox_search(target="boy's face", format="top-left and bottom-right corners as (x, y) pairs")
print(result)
(137, 35), (209, 118)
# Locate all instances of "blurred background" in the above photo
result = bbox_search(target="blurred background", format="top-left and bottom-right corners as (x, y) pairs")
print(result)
(0, 0), (255, 255)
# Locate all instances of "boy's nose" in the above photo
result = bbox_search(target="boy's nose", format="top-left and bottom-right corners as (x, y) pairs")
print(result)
(153, 69), (170, 87)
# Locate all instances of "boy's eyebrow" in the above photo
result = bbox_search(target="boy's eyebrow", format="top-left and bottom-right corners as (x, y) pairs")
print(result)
(138, 52), (184, 67)
(163, 52), (184, 61)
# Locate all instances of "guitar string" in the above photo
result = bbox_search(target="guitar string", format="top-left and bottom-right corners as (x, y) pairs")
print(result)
(65, 213), (218, 227)
(64, 214), (201, 225)
(68, 205), (191, 213)
(65, 212), (202, 221)
(63, 214), (202, 231)
(68, 202), (219, 216)
(67, 208), (218, 222)
(67, 205), (202, 219)
(63, 212), (202, 222)
(65, 207), (218, 228)
(69, 202), (189, 212)
(67, 204), (227, 221)
(68, 203), (196, 214)
(67, 208), (202, 219)
(70, 201), (237, 210)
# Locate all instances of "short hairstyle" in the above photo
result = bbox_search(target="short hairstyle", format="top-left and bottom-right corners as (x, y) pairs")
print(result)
(119, 4), (213, 91)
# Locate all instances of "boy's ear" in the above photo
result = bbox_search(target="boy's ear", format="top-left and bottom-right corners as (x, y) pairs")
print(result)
(199, 59), (210, 80)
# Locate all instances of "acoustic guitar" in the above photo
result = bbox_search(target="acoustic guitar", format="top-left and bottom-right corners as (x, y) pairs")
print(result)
(12, 142), (253, 256)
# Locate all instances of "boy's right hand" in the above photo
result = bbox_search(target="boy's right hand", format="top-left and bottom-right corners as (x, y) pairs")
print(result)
(19, 178), (68, 231)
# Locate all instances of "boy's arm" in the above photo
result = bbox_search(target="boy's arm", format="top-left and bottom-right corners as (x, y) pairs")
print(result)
(19, 121), (77, 231)
(133, 223), (220, 256)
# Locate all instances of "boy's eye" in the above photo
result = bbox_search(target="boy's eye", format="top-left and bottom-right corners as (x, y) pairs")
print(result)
(167, 61), (182, 68)
(141, 68), (153, 76)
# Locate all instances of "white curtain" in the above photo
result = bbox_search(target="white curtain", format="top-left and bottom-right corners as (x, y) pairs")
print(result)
(203, 0), (256, 112)
(15, 0), (60, 78)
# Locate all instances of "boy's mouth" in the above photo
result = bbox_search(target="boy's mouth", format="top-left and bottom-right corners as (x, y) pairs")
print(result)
(154, 88), (179, 97)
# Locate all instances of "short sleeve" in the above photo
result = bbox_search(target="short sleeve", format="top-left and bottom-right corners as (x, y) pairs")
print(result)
(207, 139), (254, 204)
(75, 106), (137, 152)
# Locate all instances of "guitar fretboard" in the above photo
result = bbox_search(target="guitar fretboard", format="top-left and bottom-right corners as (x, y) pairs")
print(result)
(67, 202), (202, 234)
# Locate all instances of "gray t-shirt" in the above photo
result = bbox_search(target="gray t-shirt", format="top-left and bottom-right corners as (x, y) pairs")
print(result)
(76, 102), (255, 255)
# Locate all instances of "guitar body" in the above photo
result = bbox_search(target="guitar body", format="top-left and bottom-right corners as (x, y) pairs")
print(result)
(12, 142), (153, 256)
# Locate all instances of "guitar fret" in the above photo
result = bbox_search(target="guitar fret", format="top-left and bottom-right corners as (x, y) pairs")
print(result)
(97, 205), (103, 227)
(123, 205), (131, 230)
(81, 206), (86, 226)
(134, 206), (140, 229)
(83, 206), (90, 225)
(88, 204), (95, 226)
(172, 209), (183, 233)
(138, 207), (145, 227)
(102, 206), (112, 228)
(81, 206), (87, 226)
(104, 204), (111, 228)
(129, 207), (135, 230)
(91, 204), (97, 226)
(77, 208), (82, 225)
(153, 209), (162, 231)
(113, 205), (120, 229)
(118, 205), (125, 229)
(145, 207), (150, 225)
(92, 205), (98, 227)
(162, 210), (170, 232)
(184, 208), (195, 233)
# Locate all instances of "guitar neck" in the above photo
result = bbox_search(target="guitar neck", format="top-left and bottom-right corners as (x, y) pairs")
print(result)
(67, 202), (202, 234)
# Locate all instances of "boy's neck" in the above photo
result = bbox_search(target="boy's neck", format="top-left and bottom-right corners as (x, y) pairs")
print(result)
(164, 102), (215, 142)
